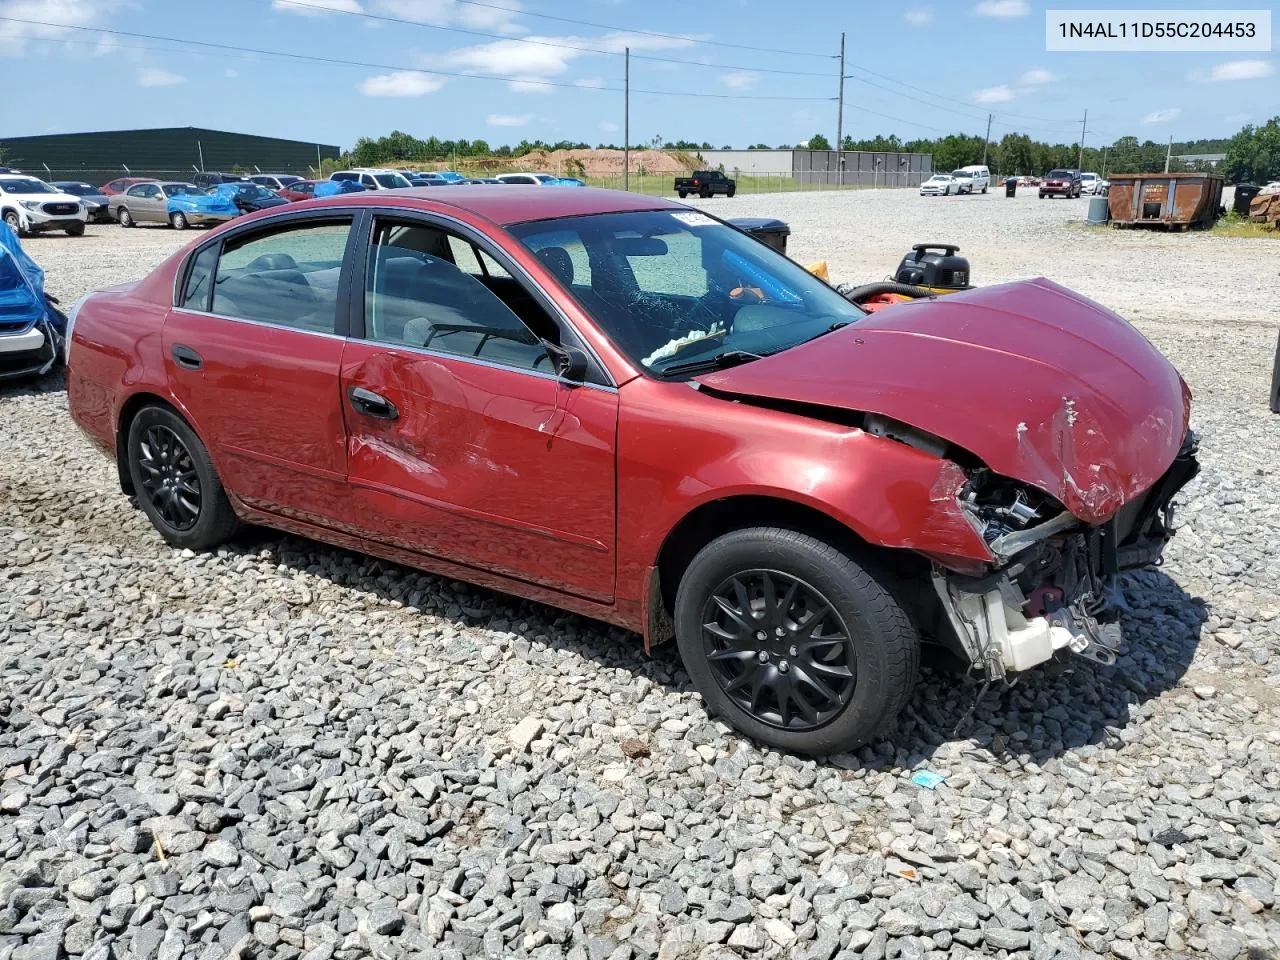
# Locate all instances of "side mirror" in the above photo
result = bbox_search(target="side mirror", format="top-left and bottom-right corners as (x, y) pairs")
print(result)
(544, 342), (588, 383)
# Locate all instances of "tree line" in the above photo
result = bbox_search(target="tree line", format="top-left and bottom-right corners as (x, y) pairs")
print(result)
(341, 120), (1276, 182)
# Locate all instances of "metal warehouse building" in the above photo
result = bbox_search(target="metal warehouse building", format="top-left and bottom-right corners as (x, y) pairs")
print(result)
(0, 127), (341, 185)
(695, 149), (934, 188)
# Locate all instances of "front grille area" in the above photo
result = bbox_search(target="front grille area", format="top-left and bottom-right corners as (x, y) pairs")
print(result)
(42, 202), (80, 216)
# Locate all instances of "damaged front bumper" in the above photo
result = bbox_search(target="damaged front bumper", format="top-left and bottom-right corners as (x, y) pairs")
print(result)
(934, 431), (1200, 679)
(0, 315), (62, 381)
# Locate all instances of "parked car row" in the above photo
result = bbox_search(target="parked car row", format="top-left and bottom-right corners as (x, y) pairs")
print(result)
(919, 165), (991, 197)
(0, 165), (591, 235)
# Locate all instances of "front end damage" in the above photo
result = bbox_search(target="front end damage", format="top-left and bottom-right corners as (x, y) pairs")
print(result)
(932, 431), (1200, 679)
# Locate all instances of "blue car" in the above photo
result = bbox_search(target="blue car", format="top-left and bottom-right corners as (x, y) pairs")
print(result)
(435, 171), (469, 184)
(211, 182), (290, 214)
(0, 221), (65, 380)
(110, 182), (238, 229)
(313, 180), (367, 198)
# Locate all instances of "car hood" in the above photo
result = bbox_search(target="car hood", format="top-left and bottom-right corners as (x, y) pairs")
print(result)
(695, 278), (1190, 523)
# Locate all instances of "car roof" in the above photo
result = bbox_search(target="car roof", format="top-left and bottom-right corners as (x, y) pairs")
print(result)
(306, 185), (684, 226)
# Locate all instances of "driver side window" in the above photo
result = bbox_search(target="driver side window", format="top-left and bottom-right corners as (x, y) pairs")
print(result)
(363, 219), (554, 374)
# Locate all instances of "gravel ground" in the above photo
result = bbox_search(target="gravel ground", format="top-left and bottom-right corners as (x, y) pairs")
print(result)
(3, 191), (1279, 960)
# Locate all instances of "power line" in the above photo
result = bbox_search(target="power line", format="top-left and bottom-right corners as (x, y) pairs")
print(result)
(272, 0), (835, 77)
(276, 0), (835, 59)
(844, 63), (1081, 127)
(0, 17), (832, 101)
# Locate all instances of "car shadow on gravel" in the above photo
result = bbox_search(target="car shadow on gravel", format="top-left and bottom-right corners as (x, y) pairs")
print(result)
(232, 526), (1207, 768)
(889, 566), (1208, 770)
(0, 368), (66, 398)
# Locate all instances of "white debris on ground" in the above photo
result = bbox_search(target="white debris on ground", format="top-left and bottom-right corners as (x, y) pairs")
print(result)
(2, 188), (1279, 960)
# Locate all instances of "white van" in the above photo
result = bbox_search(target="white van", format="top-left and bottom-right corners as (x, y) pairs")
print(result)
(950, 165), (991, 195)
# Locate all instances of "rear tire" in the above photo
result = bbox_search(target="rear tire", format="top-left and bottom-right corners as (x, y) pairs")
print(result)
(171, 212), (188, 230)
(65, 223), (85, 237)
(701, 190), (711, 199)
(678, 191), (688, 199)
(126, 405), (239, 551)
(118, 208), (135, 227)
(674, 527), (919, 755)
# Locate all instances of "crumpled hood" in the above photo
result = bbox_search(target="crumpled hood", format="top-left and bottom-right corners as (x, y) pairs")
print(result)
(696, 278), (1191, 523)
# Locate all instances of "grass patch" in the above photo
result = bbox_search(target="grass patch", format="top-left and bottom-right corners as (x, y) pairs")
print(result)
(1211, 212), (1279, 238)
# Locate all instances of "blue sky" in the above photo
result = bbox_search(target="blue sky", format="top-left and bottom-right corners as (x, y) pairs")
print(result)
(0, 0), (1275, 151)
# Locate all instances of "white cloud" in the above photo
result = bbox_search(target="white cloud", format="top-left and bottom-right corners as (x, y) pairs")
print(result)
(424, 30), (692, 93)
(1195, 59), (1274, 82)
(224, 68), (238, 78)
(0, 0), (128, 58)
(1019, 69), (1058, 86)
(359, 69), (447, 96)
(599, 121), (618, 132)
(373, 0), (525, 35)
(574, 76), (605, 88)
(975, 0), (1028, 16)
(1141, 107), (1180, 124)
(720, 70), (758, 90)
(137, 67), (185, 87)
(271, 0), (363, 14)
(973, 84), (1015, 103)
(487, 113), (532, 126)
(904, 7), (932, 26)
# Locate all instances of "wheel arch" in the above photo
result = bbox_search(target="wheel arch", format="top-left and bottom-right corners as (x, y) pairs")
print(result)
(114, 390), (214, 497)
(647, 493), (930, 647)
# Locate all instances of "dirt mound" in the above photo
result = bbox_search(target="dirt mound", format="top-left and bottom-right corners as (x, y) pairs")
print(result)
(518, 148), (691, 176)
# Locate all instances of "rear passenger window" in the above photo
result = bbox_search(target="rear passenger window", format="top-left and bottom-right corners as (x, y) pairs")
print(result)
(211, 220), (351, 333)
(180, 244), (218, 311)
(364, 219), (552, 373)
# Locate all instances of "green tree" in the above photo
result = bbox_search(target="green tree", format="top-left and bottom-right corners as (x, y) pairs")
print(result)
(1224, 117), (1280, 184)
(807, 133), (832, 150)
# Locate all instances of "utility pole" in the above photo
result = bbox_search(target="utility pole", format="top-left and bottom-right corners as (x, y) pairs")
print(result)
(1164, 135), (1172, 172)
(623, 47), (630, 191)
(835, 31), (845, 184)
(982, 113), (992, 165)
(1101, 146), (1108, 178)
(1077, 108), (1087, 169)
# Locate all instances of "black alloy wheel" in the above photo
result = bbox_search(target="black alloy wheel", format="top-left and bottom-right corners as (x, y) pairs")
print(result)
(701, 569), (856, 730)
(136, 424), (202, 531)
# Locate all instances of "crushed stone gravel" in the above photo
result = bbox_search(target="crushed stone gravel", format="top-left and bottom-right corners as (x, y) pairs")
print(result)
(2, 190), (1279, 960)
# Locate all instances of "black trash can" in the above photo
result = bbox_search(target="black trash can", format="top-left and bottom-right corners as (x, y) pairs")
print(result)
(1234, 183), (1262, 217)
(1005, 177), (1017, 197)
(727, 217), (790, 255)
(1271, 329), (1280, 415)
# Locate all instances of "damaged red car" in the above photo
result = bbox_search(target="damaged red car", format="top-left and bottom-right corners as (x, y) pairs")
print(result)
(65, 188), (1199, 755)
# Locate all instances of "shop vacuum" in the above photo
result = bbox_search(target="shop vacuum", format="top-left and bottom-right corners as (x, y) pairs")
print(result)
(893, 243), (972, 294)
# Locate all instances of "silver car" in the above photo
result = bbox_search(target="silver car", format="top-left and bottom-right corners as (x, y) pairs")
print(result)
(109, 182), (237, 229)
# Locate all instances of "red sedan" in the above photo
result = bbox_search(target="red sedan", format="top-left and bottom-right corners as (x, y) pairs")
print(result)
(100, 177), (158, 196)
(278, 179), (321, 202)
(65, 187), (1198, 754)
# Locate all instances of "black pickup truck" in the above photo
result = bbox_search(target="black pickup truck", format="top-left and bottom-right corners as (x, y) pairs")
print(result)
(674, 170), (736, 199)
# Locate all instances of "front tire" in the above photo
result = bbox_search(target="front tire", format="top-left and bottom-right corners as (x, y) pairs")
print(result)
(126, 405), (239, 551)
(65, 223), (85, 237)
(678, 191), (687, 199)
(727, 188), (736, 198)
(170, 212), (188, 230)
(118, 208), (135, 227)
(3, 210), (22, 235)
(674, 528), (919, 755)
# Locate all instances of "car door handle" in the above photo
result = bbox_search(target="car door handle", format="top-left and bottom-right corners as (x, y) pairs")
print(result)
(172, 344), (203, 370)
(348, 386), (398, 421)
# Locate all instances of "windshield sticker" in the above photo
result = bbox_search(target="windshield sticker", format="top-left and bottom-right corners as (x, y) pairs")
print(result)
(669, 211), (711, 227)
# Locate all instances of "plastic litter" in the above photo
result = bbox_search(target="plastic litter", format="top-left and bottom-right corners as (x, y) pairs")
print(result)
(884, 858), (920, 882)
(911, 770), (946, 790)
